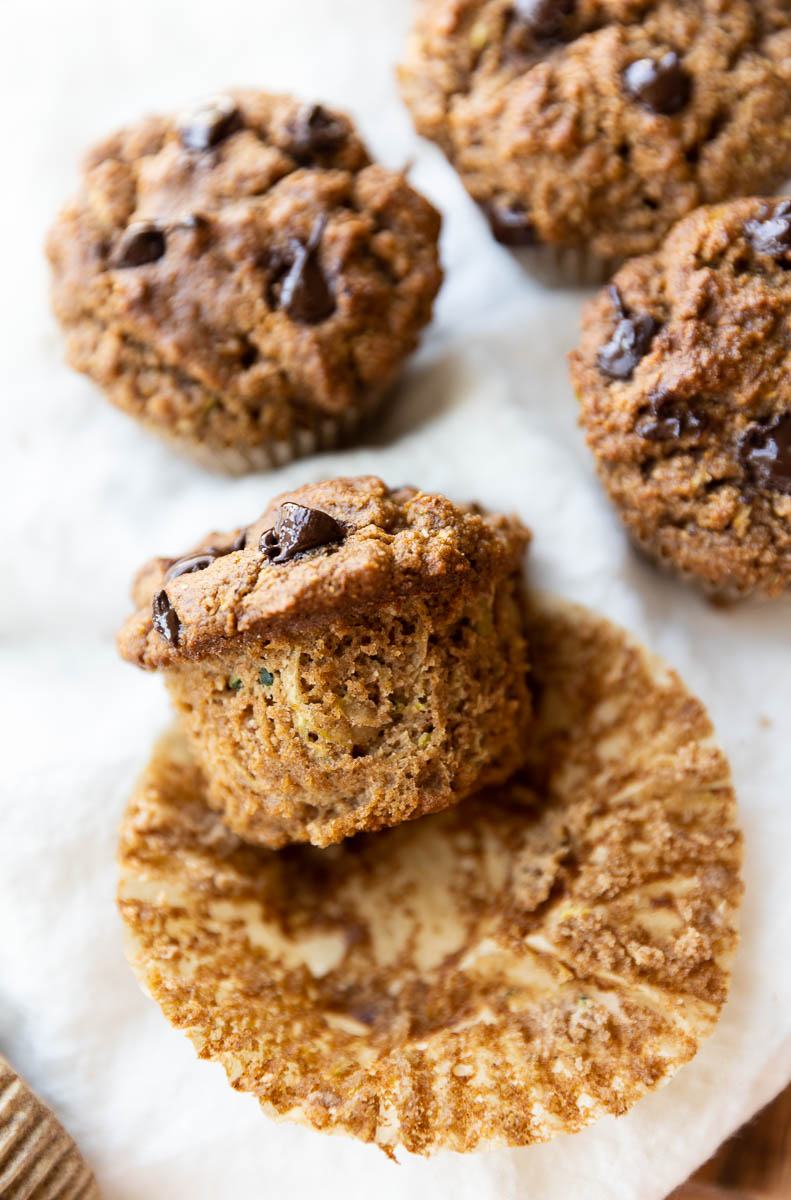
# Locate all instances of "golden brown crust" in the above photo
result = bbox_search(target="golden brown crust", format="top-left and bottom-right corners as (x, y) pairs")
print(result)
(46, 91), (442, 466)
(117, 594), (743, 1155)
(118, 476), (533, 848)
(400, 0), (791, 260)
(117, 475), (531, 666)
(570, 197), (791, 597)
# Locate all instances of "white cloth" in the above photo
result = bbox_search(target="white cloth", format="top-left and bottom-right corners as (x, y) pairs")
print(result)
(2, 2), (791, 1196)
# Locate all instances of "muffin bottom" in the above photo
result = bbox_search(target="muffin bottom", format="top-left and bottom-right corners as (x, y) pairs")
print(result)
(144, 388), (387, 475)
(163, 578), (532, 847)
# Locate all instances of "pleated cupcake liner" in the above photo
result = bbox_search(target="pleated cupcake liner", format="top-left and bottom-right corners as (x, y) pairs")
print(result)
(0, 1056), (99, 1200)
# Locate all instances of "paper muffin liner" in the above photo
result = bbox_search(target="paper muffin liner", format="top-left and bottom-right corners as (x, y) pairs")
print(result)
(509, 243), (622, 288)
(147, 388), (388, 476)
(0, 1056), (99, 1199)
(117, 592), (742, 1156)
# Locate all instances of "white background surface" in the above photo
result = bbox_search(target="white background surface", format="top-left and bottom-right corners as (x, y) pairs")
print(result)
(2, 2), (791, 1197)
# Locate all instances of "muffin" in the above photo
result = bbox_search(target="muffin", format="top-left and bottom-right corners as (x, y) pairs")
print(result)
(46, 91), (442, 473)
(117, 476), (532, 847)
(570, 197), (791, 598)
(118, 595), (742, 1155)
(399, 0), (791, 282)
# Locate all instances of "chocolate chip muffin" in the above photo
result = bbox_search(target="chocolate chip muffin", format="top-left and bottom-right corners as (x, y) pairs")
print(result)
(117, 476), (532, 847)
(399, 1), (791, 281)
(46, 92), (442, 473)
(570, 197), (791, 598)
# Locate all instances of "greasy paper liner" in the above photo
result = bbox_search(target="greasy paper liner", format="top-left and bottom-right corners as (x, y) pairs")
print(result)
(145, 388), (388, 477)
(510, 243), (622, 289)
(0, 1056), (99, 1199)
(117, 593), (743, 1156)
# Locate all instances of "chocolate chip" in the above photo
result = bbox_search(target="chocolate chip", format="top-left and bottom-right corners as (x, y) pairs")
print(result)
(636, 388), (705, 441)
(513, 0), (574, 40)
(278, 218), (335, 324)
(623, 52), (691, 115)
(115, 223), (166, 268)
(289, 103), (348, 159)
(180, 95), (243, 152)
(260, 502), (346, 563)
(596, 287), (658, 380)
(152, 589), (181, 646)
(484, 201), (539, 246)
(739, 413), (791, 495)
(164, 530), (247, 582)
(164, 551), (219, 582)
(744, 201), (791, 260)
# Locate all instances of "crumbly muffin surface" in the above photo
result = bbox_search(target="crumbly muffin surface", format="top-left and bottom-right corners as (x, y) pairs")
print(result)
(118, 596), (742, 1154)
(47, 91), (442, 458)
(399, 0), (791, 259)
(119, 475), (529, 664)
(570, 197), (791, 597)
(118, 476), (532, 846)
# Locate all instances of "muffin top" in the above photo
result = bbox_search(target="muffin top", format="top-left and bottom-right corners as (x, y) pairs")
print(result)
(46, 90), (442, 425)
(570, 196), (791, 596)
(399, 0), (791, 259)
(117, 476), (531, 668)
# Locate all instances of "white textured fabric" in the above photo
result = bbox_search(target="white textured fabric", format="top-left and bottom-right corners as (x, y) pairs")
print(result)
(2, 2), (791, 1196)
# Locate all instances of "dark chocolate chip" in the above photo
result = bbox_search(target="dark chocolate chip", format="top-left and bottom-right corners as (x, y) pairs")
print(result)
(596, 288), (658, 380)
(484, 201), (539, 246)
(115, 223), (166, 268)
(636, 388), (705, 441)
(260, 502), (346, 563)
(164, 531), (247, 582)
(164, 551), (219, 582)
(739, 413), (791, 495)
(279, 219), (336, 324)
(513, 0), (574, 40)
(623, 52), (691, 115)
(152, 589), (181, 646)
(744, 201), (791, 260)
(239, 341), (259, 369)
(180, 95), (243, 152)
(289, 103), (348, 158)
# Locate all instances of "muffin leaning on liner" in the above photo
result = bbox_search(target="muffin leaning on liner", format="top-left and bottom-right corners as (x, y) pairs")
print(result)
(399, 0), (791, 285)
(569, 196), (791, 599)
(117, 476), (533, 847)
(46, 90), (442, 473)
(118, 596), (742, 1154)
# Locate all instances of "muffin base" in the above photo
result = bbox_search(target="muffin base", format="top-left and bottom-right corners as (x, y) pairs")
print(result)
(163, 578), (532, 846)
(62, 314), (391, 475)
(145, 386), (388, 476)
